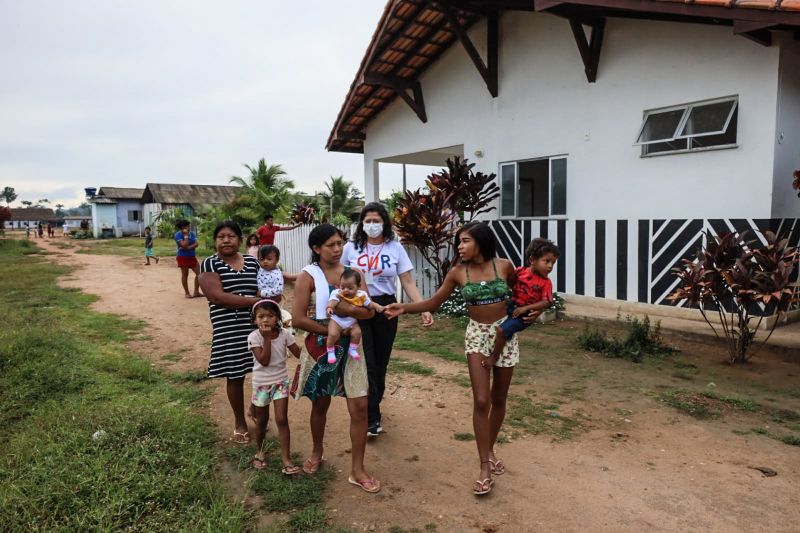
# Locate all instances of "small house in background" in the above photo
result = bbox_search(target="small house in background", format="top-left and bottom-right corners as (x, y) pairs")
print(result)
(90, 187), (145, 238)
(141, 183), (241, 227)
(63, 216), (89, 231)
(7, 208), (55, 229)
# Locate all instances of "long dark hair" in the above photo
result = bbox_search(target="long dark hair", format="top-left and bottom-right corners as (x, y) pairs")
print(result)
(455, 222), (497, 262)
(352, 202), (394, 252)
(308, 224), (345, 264)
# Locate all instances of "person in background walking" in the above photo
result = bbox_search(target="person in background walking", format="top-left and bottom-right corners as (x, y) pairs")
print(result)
(175, 219), (202, 298)
(257, 214), (302, 246)
(143, 226), (160, 265)
(62, 222), (69, 237)
(341, 202), (433, 437)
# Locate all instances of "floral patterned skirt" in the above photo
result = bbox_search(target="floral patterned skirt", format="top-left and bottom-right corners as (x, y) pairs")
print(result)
(293, 321), (368, 401)
(464, 316), (520, 367)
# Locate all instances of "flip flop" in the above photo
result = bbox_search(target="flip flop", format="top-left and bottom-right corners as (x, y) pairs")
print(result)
(184, 294), (194, 299)
(302, 456), (325, 474)
(489, 457), (505, 476)
(282, 464), (302, 476)
(348, 476), (381, 493)
(252, 457), (267, 470)
(231, 430), (250, 444)
(473, 478), (494, 496)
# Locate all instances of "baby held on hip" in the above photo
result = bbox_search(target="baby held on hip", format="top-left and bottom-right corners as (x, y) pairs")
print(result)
(324, 271), (385, 364)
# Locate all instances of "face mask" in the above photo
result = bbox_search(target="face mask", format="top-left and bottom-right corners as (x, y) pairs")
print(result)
(363, 222), (383, 239)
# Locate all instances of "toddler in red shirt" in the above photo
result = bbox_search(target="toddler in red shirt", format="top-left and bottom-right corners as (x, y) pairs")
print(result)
(488, 238), (560, 366)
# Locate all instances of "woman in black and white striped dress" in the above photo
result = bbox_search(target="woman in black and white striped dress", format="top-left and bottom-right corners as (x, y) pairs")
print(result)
(199, 220), (260, 443)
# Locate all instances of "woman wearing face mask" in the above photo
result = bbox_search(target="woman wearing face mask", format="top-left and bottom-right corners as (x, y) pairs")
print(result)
(341, 202), (434, 437)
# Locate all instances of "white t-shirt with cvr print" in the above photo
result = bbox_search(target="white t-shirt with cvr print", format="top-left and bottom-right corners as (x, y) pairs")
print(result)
(341, 240), (414, 297)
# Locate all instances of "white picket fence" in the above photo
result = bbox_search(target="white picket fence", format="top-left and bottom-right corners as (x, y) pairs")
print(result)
(272, 224), (438, 301)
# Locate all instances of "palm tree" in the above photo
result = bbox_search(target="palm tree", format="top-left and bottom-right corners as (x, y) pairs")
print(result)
(229, 159), (295, 224)
(318, 175), (363, 221)
(55, 203), (65, 216)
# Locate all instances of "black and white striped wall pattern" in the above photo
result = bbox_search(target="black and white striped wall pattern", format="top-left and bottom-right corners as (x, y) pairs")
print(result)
(488, 218), (800, 308)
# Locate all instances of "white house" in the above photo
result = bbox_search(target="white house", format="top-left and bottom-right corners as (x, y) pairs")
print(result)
(327, 0), (800, 308)
(90, 187), (145, 238)
(7, 208), (55, 230)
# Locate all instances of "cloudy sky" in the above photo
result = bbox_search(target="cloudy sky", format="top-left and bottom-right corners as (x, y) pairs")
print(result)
(0, 0), (429, 208)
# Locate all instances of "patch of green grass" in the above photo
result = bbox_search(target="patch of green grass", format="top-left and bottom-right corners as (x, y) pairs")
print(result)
(395, 316), (467, 362)
(536, 326), (575, 337)
(778, 435), (800, 446)
(162, 351), (184, 362)
(425, 524), (438, 532)
(751, 427), (769, 435)
(555, 384), (587, 401)
(451, 374), (472, 388)
(577, 315), (676, 363)
(388, 357), (435, 376)
(506, 394), (584, 440)
(167, 369), (209, 384)
(658, 390), (720, 419)
(76, 237), (214, 258)
(453, 432), (475, 441)
(285, 504), (329, 533)
(703, 391), (758, 412)
(225, 444), (335, 513)
(672, 361), (699, 373)
(0, 240), (250, 531)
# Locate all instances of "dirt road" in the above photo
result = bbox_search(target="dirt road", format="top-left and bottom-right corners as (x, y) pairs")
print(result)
(42, 239), (799, 532)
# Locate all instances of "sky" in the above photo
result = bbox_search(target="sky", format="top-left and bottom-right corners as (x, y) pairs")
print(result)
(0, 0), (433, 208)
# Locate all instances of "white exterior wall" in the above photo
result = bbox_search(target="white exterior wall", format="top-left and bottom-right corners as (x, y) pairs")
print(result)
(772, 36), (800, 218)
(92, 204), (116, 238)
(363, 13), (780, 220)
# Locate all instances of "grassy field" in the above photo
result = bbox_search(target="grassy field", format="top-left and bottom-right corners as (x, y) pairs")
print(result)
(0, 240), (249, 531)
(394, 312), (800, 446)
(74, 236), (215, 258)
(0, 239), (355, 532)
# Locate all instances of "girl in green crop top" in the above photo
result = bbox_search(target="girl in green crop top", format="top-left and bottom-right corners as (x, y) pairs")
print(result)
(384, 222), (542, 497)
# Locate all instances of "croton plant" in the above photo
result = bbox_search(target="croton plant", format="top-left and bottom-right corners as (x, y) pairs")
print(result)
(289, 200), (316, 225)
(393, 157), (500, 284)
(669, 230), (798, 364)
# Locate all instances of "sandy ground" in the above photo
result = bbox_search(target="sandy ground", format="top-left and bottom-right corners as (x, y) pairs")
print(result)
(38, 238), (800, 533)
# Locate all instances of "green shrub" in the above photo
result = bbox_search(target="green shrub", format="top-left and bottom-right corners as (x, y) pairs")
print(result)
(577, 315), (675, 362)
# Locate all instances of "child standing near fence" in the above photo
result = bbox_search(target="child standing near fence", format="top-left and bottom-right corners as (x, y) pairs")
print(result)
(143, 226), (160, 265)
(486, 238), (560, 367)
(247, 299), (302, 474)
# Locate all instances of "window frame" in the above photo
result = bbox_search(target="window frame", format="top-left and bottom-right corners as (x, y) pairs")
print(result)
(499, 155), (568, 220)
(634, 95), (738, 150)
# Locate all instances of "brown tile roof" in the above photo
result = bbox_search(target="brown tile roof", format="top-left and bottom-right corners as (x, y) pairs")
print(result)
(96, 187), (145, 200)
(142, 183), (241, 208)
(327, 0), (800, 154)
(10, 208), (56, 220)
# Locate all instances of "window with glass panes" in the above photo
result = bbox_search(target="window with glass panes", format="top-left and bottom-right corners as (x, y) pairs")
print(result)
(500, 156), (567, 218)
(635, 97), (738, 156)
